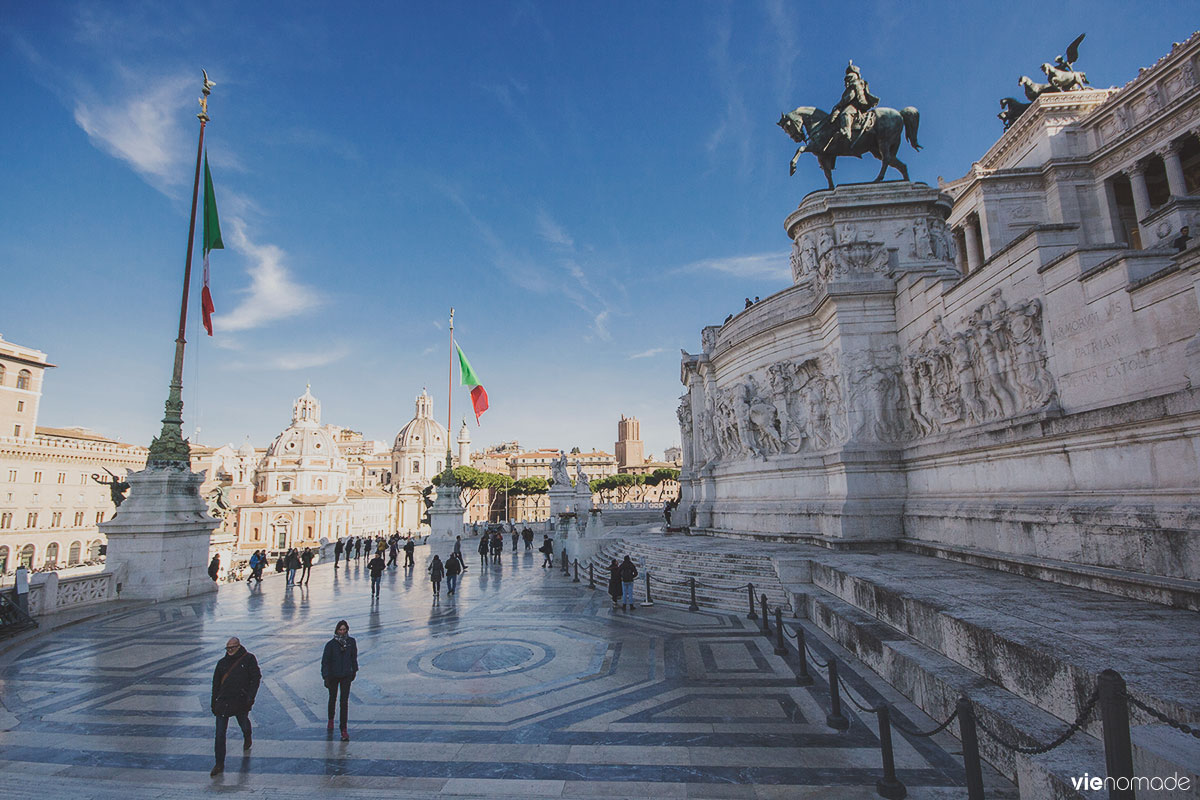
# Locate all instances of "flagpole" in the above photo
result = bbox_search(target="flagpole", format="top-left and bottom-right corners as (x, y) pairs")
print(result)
(447, 307), (454, 461)
(148, 72), (211, 466)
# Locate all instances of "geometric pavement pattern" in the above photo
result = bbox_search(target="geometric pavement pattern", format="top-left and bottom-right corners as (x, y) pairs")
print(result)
(0, 544), (1017, 799)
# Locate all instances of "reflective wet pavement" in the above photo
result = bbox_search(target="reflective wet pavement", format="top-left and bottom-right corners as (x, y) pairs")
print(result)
(0, 543), (1014, 798)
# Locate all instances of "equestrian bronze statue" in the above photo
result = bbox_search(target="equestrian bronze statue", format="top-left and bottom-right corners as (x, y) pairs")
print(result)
(778, 62), (921, 190)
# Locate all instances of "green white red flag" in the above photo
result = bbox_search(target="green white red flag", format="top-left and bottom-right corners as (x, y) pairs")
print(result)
(455, 343), (489, 423)
(201, 152), (223, 336)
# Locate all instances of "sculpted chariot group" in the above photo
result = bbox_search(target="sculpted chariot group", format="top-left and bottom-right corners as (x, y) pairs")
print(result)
(682, 289), (1059, 467)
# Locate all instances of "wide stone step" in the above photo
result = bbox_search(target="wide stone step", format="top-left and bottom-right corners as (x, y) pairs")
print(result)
(806, 554), (1200, 762)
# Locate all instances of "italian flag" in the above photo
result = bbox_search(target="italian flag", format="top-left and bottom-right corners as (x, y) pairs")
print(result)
(201, 153), (223, 336)
(456, 343), (489, 423)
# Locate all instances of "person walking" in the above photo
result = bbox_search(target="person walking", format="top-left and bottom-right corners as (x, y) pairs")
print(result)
(540, 535), (554, 568)
(321, 620), (358, 741)
(367, 551), (386, 597)
(254, 551), (266, 583)
(403, 536), (415, 568)
(523, 527), (534, 550)
(208, 554), (220, 582)
(445, 551), (461, 595)
(619, 555), (639, 611)
(477, 533), (489, 567)
(299, 548), (314, 585)
(285, 549), (301, 587)
(247, 551), (261, 585)
(491, 531), (503, 563)
(353, 538), (362, 562)
(429, 555), (445, 597)
(334, 538), (345, 568)
(511, 527), (519, 552)
(210, 636), (261, 776)
(388, 538), (399, 568)
(453, 535), (463, 564)
(607, 558), (622, 608)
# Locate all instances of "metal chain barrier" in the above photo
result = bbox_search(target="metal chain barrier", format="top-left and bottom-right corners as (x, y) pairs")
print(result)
(974, 688), (1099, 755)
(891, 705), (961, 738)
(692, 579), (755, 591)
(1125, 694), (1200, 740)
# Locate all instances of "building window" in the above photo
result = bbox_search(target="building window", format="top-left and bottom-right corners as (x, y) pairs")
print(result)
(26, 512), (38, 528)
(436, 461), (442, 472)
(88, 540), (102, 560)
(6, 470), (15, 482)
(412, 460), (420, 473)
(80, 474), (88, 484)
(0, 545), (7, 573)
(50, 511), (62, 527)
(0, 513), (10, 529)
(33, 471), (42, 484)
(44, 542), (58, 567)
(16, 370), (31, 391)
(68, 541), (81, 565)
(0, 365), (4, 385)
(73, 511), (84, 526)
(95, 511), (104, 524)
(18, 544), (34, 569)
(16, 400), (24, 412)
(13, 425), (21, 437)
(57, 472), (66, 484)
(281, 480), (292, 492)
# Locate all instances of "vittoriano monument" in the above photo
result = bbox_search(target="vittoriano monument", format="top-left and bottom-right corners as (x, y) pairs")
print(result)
(778, 61), (922, 189)
(998, 33), (1089, 129)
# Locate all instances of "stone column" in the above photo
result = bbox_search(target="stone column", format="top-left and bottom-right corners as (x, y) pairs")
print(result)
(963, 218), (982, 273)
(1161, 142), (1189, 199)
(1125, 163), (1152, 249)
(1096, 177), (1124, 244)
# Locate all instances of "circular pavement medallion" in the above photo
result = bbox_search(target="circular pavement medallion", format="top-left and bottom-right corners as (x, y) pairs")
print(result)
(409, 638), (553, 679)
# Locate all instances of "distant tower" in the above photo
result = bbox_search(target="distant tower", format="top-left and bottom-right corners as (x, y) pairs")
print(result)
(615, 415), (644, 470)
(457, 418), (471, 467)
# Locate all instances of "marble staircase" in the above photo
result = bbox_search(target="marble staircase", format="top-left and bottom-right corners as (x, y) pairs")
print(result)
(598, 532), (1199, 799)
(582, 537), (793, 615)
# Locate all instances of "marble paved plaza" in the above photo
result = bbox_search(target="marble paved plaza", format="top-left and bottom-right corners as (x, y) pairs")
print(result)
(0, 545), (1014, 799)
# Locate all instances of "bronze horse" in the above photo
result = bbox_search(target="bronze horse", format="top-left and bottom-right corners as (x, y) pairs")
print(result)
(778, 105), (921, 190)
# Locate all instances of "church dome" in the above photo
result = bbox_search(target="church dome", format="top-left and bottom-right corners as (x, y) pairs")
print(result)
(266, 385), (341, 461)
(392, 389), (447, 455)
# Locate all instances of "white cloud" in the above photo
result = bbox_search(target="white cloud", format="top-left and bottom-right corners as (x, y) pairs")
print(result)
(211, 218), (322, 332)
(629, 347), (666, 360)
(227, 345), (349, 372)
(536, 209), (574, 248)
(73, 73), (193, 187)
(679, 251), (790, 282)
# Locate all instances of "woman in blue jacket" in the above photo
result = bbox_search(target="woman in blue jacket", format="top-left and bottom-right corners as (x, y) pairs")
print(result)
(321, 619), (358, 740)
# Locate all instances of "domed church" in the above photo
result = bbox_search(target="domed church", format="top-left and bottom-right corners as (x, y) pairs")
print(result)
(389, 389), (470, 532)
(233, 386), (351, 554)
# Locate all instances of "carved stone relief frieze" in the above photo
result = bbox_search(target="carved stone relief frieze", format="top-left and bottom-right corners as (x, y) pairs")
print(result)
(691, 352), (850, 466)
(901, 290), (1058, 438)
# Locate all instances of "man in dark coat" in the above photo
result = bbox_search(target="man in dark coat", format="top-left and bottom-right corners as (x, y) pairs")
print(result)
(403, 536), (415, 568)
(210, 636), (261, 776)
(523, 527), (534, 550)
(285, 549), (301, 587)
(299, 548), (315, 585)
(367, 551), (386, 597)
(540, 535), (554, 568)
(619, 555), (639, 611)
(445, 550), (462, 595)
(208, 554), (220, 582)
(334, 538), (345, 567)
(321, 620), (358, 740)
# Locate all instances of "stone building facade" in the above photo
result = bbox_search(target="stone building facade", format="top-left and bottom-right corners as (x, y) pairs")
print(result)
(0, 335), (147, 578)
(678, 34), (1200, 594)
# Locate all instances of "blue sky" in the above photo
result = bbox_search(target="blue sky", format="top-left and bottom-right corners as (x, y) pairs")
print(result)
(0, 2), (1190, 459)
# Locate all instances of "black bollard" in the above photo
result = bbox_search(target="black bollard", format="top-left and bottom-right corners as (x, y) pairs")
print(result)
(1098, 670), (1135, 800)
(794, 625), (814, 686)
(957, 696), (984, 800)
(875, 704), (906, 799)
(561, 550), (569, 575)
(643, 571), (654, 606)
(573, 559), (580, 583)
(760, 594), (770, 634)
(774, 608), (787, 655)
(588, 563), (595, 590)
(826, 660), (849, 730)
(747, 582), (757, 619)
(688, 577), (699, 611)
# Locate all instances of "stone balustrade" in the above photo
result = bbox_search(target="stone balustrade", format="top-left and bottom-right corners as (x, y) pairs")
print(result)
(24, 567), (117, 617)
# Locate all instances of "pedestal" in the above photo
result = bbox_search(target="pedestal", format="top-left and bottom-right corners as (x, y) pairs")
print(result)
(549, 484), (574, 520)
(99, 463), (219, 602)
(427, 485), (466, 543)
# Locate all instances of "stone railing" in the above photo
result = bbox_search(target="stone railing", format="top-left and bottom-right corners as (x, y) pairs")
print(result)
(598, 502), (666, 511)
(25, 568), (117, 617)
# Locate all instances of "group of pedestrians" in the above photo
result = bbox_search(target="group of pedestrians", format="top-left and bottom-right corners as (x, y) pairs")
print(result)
(209, 621), (358, 776)
(608, 555), (640, 610)
(334, 533), (417, 569)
